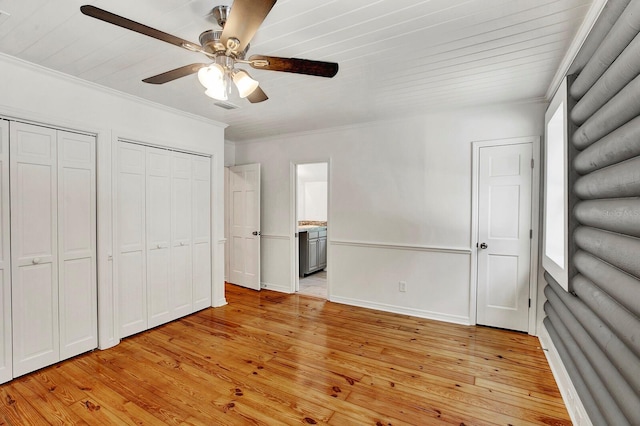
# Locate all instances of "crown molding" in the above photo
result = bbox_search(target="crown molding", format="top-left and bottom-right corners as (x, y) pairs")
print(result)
(0, 52), (228, 129)
(545, 0), (608, 101)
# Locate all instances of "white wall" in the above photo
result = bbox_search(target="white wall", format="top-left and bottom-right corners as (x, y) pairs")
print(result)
(297, 163), (328, 222)
(223, 140), (235, 281)
(300, 181), (328, 221)
(0, 53), (227, 349)
(234, 102), (545, 323)
(224, 140), (236, 166)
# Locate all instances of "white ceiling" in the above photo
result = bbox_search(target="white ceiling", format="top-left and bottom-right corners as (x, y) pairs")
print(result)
(0, 0), (595, 141)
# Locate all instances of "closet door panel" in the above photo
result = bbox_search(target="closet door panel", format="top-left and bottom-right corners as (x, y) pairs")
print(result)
(10, 122), (59, 377)
(117, 143), (147, 338)
(0, 120), (10, 383)
(146, 147), (172, 328)
(171, 153), (192, 319)
(58, 131), (97, 360)
(192, 156), (211, 310)
(13, 265), (56, 374)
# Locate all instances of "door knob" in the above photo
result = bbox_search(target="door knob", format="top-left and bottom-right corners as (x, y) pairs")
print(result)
(32, 257), (41, 264)
(479, 242), (488, 249)
(252, 231), (261, 236)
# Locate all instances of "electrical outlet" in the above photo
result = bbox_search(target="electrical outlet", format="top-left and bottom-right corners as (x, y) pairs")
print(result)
(399, 281), (407, 292)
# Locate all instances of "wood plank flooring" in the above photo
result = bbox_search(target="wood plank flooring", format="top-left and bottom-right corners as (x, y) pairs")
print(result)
(0, 284), (571, 425)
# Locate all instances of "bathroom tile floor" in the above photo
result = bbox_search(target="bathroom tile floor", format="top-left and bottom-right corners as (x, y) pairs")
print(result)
(298, 270), (327, 298)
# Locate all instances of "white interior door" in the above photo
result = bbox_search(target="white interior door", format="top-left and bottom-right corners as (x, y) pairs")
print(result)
(192, 156), (211, 309)
(146, 147), (172, 328)
(229, 164), (261, 290)
(10, 122), (59, 376)
(0, 120), (11, 383)
(117, 142), (147, 338)
(477, 142), (532, 332)
(57, 130), (97, 360)
(171, 152), (193, 319)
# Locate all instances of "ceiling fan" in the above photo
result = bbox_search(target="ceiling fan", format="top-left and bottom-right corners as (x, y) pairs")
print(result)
(80, 1), (339, 104)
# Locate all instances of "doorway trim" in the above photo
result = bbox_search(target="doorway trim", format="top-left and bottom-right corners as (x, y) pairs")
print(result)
(470, 136), (541, 335)
(289, 160), (331, 297)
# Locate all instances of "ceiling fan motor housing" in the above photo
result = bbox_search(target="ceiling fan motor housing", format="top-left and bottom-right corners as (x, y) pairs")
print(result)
(199, 30), (224, 54)
(199, 28), (250, 59)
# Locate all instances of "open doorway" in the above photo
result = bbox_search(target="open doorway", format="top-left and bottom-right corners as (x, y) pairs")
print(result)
(295, 162), (328, 298)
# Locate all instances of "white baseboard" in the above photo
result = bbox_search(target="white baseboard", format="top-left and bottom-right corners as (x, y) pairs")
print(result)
(212, 298), (228, 308)
(538, 323), (592, 426)
(260, 282), (292, 293)
(329, 295), (470, 326)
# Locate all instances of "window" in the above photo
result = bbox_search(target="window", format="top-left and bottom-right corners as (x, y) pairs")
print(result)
(543, 79), (568, 291)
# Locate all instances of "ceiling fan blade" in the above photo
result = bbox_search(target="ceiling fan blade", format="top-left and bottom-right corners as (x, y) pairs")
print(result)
(221, 0), (277, 54)
(80, 5), (201, 52)
(247, 86), (269, 103)
(143, 63), (208, 85)
(249, 55), (338, 78)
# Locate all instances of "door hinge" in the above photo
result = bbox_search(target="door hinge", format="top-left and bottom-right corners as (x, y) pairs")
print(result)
(529, 298), (531, 308)
(531, 158), (534, 169)
(530, 229), (533, 239)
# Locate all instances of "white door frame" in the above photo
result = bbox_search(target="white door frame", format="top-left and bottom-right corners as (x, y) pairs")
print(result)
(470, 136), (540, 335)
(289, 160), (331, 296)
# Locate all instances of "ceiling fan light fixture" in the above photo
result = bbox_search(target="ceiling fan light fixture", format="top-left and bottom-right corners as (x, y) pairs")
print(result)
(232, 69), (259, 98)
(204, 86), (228, 101)
(197, 63), (225, 89)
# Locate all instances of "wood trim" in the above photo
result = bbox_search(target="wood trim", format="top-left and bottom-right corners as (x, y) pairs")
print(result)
(330, 295), (471, 325)
(330, 239), (471, 255)
(538, 323), (593, 426)
(260, 234), (290, 240)
(545, 0), (608, 101)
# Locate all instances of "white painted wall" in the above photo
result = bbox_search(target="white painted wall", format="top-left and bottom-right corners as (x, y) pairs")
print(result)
(223, 141), (235, 282)
(300, 182), (328, 221)
(0, 53), (227, 350)
(234, 102), (545, 323)
(224, 140), (236, 167)
(297, 163), (328, 222)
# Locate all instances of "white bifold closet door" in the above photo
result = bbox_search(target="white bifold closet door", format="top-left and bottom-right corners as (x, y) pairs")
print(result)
(192, 156), (211, 311)
(10, 121), (96, 377)
(146, 147), (173, 328)
(117, 142), (211, 338)
(117, 143), (147, 337)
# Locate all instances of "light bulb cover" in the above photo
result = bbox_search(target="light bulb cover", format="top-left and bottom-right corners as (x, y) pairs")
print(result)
(197, 63), (225, 89)
(232, 69), (259, 98)
(204, 86), (228, 101)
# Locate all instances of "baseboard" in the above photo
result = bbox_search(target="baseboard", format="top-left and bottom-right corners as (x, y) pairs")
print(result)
(329, 295), (470, 326)
(538, 323), (592, 426)
(212, 297), (228, 308)
(260, 282), (292, 293)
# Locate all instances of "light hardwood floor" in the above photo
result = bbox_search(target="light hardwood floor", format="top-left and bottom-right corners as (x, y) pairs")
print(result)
(0, 284), (570, 425)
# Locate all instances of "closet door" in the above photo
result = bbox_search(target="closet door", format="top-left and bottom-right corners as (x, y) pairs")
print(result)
(0, 120), (10, 384)
(117, 142), (147, 338)
(171, 152), (193, 320)
(146, 147), (172, 328)
(192, 156), (211, 310)
(10, 122), (59, 377)
(58, 130), (97, 360)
